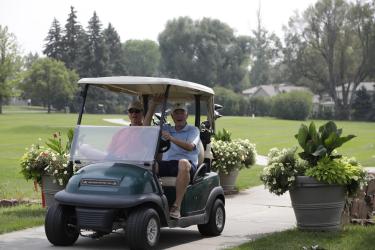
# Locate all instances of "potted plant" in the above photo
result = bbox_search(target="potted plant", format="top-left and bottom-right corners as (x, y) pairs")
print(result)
(212, 128), (257, 193)
(20, 129), (73, 207)
(261, 121), (367, 231)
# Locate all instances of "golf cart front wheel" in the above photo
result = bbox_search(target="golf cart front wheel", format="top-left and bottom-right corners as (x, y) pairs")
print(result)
(125, 207), (160, 250)
(198, 199), (225, 236)
(45, 204), (79, 246)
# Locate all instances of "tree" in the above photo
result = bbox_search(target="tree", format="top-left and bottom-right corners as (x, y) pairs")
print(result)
(159, 17), (250, 89)
(0, 25), (21, 114)
(284, 0), (375, 119)
(62, 6), (82, 70)
(43, 18), (64, 60)
(20, 58), (78, 113)
(23, 52), (39, 70)
(79, 11), (108, 77)
(122, 39), (160, 76)
(352, 86), (372, 120)
(103, 23), (125, 75)
(250, 7), (283, 86)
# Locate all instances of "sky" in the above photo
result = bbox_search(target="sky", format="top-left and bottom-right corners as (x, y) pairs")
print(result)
(0, 0), (317, 55)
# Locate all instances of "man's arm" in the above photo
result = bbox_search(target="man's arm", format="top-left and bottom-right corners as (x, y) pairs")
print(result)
(162, 131), (195, 151)
(144, 95), (164, 126)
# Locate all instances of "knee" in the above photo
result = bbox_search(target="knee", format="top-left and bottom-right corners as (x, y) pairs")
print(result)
(178, 159), (191, 174)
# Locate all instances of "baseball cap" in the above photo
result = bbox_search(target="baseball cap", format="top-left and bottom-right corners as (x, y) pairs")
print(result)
(127, 100), (143, 112)
(172, 102), (187, 113)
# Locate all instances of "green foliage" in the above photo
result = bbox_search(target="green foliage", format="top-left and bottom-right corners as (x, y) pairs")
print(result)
(260, 147), (307, 195)
(43, 18), (64, 60)
(45, 129), (74, 156)
(158, 17), (250, 90)
(306, 156), (367, 197)
(214, 128), (232, 142)
(249, 96), (272, 116)
(295, 121), (356, 166)
(211, 138), (257, 174)
(0, 25), (22, 114)
(283, 0), (375, 119)
(352, 86), (373, 121)
(123, 39), (160, 76)
(213, 86), (248, 115)
(271, 91), (313, 120)
(20, 58), (78, 112)
(103, 23), (125, 75)
(20, 130), (73, 187)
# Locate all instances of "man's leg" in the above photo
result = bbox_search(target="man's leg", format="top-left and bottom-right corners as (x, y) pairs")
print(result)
(174, 159), (191, 209)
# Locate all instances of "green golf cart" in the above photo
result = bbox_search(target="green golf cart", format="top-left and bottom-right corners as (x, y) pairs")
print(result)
(44, 76), (225, 250)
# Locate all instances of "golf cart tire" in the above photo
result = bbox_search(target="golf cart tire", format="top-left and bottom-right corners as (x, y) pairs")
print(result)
(45, 204), (79, 246)
(198, 199), (225, 236)
(126, 207), (160, 250)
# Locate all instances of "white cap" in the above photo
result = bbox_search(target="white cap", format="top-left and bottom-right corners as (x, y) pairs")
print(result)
(172, 102), (187, 113)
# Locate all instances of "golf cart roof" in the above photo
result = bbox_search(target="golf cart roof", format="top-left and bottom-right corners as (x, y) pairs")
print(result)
(78, 76), (214, 100)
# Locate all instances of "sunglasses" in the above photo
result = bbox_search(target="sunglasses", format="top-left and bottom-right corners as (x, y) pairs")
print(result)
(128, 109), (141, 114)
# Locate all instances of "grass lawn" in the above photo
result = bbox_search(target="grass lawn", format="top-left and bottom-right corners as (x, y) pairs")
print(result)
(216, 116), (375, 167)
(235, 165), (263, 190)
(0, 204), (45, 234)
(0, 110), (374, 200)
(229, 224), (375, 250)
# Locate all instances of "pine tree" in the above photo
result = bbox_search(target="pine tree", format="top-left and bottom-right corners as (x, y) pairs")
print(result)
(80, 11), (108, 77)
(43, 18), (64, 60)
(103, 23), (125, 75)
(62, 6), (82, 70)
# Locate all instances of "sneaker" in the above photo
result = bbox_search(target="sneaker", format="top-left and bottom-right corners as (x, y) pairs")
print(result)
(169, 205), (181, 219)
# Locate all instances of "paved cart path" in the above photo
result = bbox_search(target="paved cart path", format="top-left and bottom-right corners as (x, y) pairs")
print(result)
(0, 185), (295, 250)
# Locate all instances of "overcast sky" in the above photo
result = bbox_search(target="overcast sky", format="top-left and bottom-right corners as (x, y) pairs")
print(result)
(0, 0), (317, 55)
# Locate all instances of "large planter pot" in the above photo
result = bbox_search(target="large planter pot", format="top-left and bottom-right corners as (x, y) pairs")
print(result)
(41, 175), (65, 208)
(289, 176), (346, 231)
(219, 170), (239, 194)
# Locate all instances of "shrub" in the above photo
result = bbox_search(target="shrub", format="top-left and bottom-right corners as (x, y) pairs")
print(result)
(249, 96), (272, 116)
(212, 138), (257, 174)
(306, 157), (367, 197)
(260, 147), (307, 195)
(271, 91), (313, 120)
(213, 128), (232, 142)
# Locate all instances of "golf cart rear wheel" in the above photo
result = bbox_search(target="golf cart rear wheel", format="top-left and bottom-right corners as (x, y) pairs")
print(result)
(198, 199), (225, 236)
(45, 204), (79, 246)
(125, 207), (160, 250)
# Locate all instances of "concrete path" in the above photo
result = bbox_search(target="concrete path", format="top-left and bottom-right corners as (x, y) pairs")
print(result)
(0, 185), (295, 250)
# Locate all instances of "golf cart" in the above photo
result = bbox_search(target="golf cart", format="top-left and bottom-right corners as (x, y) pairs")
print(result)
(44, 76), (225, 250)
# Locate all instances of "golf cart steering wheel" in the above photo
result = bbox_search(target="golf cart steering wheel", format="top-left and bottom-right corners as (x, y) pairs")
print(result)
(158, 138), (171, 153)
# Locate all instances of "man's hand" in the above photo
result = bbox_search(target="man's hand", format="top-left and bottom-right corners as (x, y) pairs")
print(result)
(162, 131), (195, 151)
(162, 130), (172, 140)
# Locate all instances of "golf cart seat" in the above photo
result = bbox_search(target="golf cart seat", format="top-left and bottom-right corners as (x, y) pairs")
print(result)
(160, 141), (205, 187)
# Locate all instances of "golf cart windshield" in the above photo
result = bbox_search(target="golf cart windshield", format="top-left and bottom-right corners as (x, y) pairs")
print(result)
(70, 125), (159, 165)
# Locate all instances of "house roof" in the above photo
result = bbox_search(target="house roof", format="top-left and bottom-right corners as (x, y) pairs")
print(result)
(242, 83), (310, 98)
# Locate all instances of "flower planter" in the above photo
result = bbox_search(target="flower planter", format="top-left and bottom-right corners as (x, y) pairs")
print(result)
(41, 175), (65, 208)
(219, 170), (239, 194)
(289, 176), (346, 231)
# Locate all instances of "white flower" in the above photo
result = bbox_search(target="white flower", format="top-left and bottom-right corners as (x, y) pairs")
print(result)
(64, 170), (67, 175)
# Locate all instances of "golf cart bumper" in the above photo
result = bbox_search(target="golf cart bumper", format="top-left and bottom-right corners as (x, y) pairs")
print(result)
(55, 190), (164, 208)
